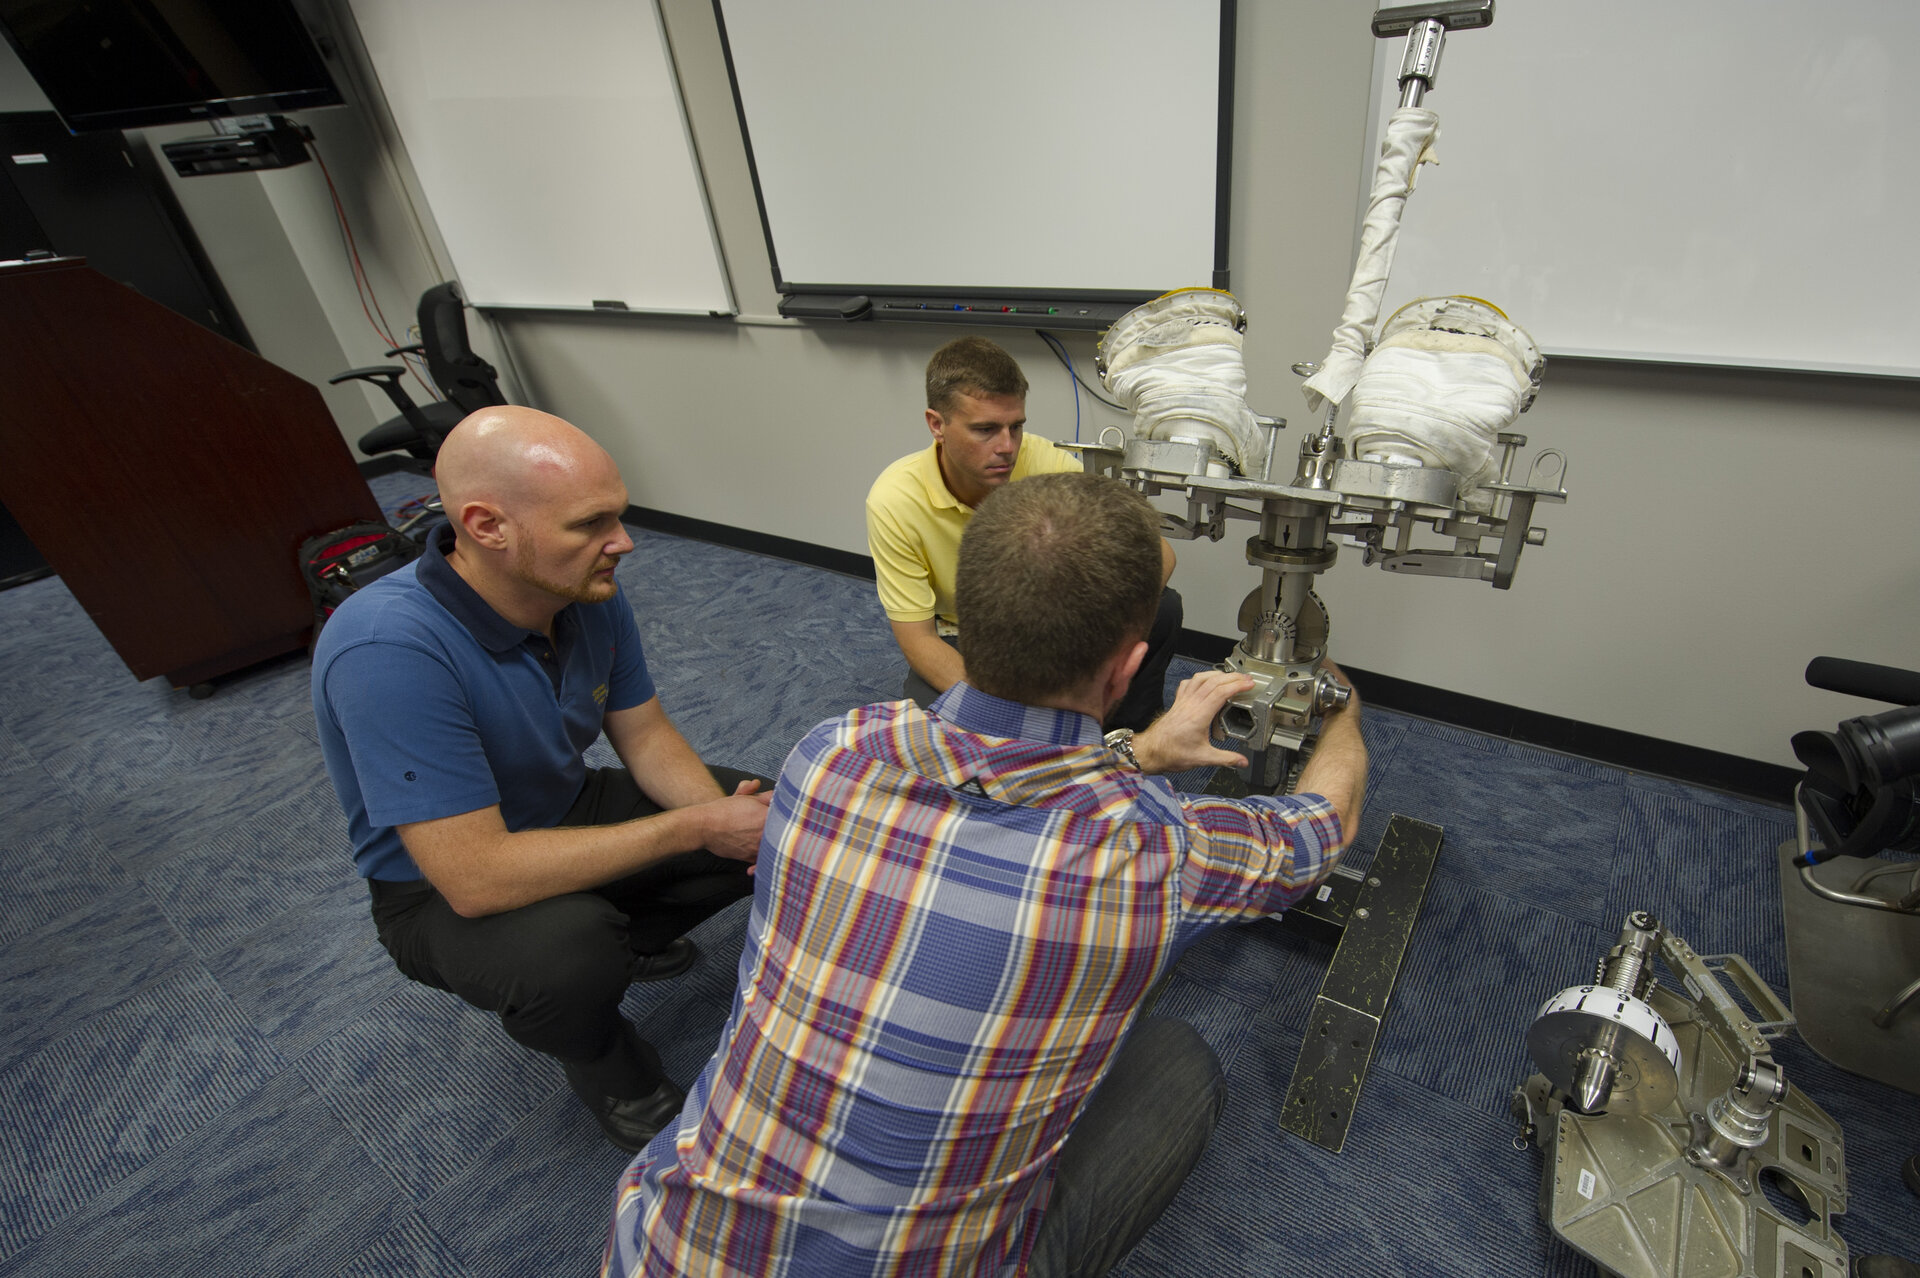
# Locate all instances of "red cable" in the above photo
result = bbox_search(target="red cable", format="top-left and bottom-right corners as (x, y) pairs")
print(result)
(309, 137), (394, 345)
(305, 134), (439, 402)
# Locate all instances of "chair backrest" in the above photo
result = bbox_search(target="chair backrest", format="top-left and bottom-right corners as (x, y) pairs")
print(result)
(417, 282), (506, 415)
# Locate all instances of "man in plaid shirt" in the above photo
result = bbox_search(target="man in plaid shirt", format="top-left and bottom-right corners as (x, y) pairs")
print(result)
(605, 472), (1369, 1277)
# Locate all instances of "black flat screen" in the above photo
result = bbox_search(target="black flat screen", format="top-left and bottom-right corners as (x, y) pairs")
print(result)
(0, 0), (342, 132)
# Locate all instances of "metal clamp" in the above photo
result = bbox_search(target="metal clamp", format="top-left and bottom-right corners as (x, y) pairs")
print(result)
(1372, 0), (1495, 107)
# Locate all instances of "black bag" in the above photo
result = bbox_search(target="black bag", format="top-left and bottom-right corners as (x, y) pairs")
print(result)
(298, 520), (423, 644)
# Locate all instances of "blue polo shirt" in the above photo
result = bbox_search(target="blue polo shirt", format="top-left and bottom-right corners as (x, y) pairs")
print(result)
(312, 522), (657, 881)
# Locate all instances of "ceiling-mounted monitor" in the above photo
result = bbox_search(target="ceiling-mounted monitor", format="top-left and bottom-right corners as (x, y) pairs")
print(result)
(0, 0), (343, 133)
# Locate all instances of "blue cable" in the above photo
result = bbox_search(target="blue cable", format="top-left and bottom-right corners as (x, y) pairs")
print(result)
(1036, 329), (1082, 441)
(1035, 329), (1130, 441)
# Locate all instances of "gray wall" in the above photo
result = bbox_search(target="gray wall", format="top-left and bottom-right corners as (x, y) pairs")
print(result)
(14, 4), (1915, 770)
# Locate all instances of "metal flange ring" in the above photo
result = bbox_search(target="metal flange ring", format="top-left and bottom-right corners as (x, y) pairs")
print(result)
(1246, 538), (1338, 571)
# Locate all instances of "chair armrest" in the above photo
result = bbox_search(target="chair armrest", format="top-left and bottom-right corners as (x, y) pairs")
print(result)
(327, 365), (430, 431)
(328, 365), (409, 385)
(383, 343), (427, 358)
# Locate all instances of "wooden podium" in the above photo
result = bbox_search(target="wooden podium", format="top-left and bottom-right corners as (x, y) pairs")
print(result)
(0, 257), (384, 690)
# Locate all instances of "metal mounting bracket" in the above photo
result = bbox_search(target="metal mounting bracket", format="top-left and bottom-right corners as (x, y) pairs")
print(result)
(1205, 774), (1446, 1156)
(1276, 814), (1443, 1151)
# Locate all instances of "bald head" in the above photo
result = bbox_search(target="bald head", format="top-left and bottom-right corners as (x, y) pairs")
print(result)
(431, 407), (635, 623)
(436, 406), (619, 524)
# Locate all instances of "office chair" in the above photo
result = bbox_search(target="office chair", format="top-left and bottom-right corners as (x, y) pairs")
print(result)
(329, 281), (505, 461)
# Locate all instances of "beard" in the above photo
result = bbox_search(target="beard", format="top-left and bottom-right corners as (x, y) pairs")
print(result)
(509, 541), (621, 605)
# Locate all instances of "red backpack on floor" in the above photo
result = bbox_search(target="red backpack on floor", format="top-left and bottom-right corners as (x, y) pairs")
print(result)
(298, 520), (422, 647)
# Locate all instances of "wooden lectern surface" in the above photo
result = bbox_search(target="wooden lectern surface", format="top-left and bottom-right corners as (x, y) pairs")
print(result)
(0, 257), (384, 686)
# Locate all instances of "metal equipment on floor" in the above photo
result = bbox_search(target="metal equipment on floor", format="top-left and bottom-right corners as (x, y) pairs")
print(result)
(1272, 813), (1442, 1152)
(1512, 913), (1852, 1278)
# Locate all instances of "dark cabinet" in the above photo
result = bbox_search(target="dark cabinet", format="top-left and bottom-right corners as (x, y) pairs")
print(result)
(0, 257), (382, 688)
(3, 109), (254, 592)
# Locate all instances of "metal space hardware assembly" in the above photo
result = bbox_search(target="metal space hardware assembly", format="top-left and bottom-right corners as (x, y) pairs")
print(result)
(1069, 0), (1567, 795)
(1066, 1), (1566, 1154)
(1513, 913), (1852, 1278)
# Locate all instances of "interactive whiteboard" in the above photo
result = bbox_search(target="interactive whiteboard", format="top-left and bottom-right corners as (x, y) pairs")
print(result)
(715, 0), (1230, 306)
(346, 0), (732, 315)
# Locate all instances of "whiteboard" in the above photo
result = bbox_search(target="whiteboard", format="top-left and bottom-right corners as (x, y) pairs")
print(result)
(1367, 0), (1917, 376)
(716, 0), (1226, 297)
(346, 0), (732, 315)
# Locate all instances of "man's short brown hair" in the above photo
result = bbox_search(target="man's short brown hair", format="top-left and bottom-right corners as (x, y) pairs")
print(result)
(957, 473), (1161, 704)
(925, 337), (1029, 413)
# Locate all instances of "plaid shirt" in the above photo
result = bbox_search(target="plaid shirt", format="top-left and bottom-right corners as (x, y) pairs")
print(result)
(604, 683), (1346, 1278)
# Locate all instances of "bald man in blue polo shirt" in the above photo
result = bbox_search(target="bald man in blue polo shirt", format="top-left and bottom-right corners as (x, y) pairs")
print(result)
(313, 407), (769, 1152)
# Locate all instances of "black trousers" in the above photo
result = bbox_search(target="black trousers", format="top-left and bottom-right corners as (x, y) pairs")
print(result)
(366, 766), (760, 1087)
(903, 587), (1184, 733)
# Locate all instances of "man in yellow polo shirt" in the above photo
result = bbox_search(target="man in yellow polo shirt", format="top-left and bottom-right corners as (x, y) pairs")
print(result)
(865, 336), (1182, 732)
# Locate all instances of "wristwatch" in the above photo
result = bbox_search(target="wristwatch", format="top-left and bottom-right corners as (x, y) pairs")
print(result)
(1103, 728), (1141, 771)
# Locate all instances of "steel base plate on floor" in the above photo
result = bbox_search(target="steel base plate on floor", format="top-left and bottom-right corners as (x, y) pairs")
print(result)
(1278, 813), (1443, 1152)
(1776, 841), (1920, 1095)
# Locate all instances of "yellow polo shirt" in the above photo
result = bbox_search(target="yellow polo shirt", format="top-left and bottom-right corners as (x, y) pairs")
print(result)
(865, 435), (1081, 626)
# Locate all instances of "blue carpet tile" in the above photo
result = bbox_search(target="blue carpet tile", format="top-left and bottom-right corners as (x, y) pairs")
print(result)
(0, 467), (1913, 1275)
(0, 882), (195, 1078)
(0, 966), (281, 1259)
(293, 982), (559, 1205)
(0, 1072), (406, 1276)
(0, 817), (128, 949)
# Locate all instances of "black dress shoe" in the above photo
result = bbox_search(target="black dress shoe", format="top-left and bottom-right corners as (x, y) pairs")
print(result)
(566, 1071), (687, 1153)
(630, 937), (698, 984)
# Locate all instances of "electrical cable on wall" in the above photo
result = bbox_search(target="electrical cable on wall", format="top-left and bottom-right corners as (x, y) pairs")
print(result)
(1047, 330), (1080, 441)
(306, 133), (439, 403)
(1035, 329), (1127, 442)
